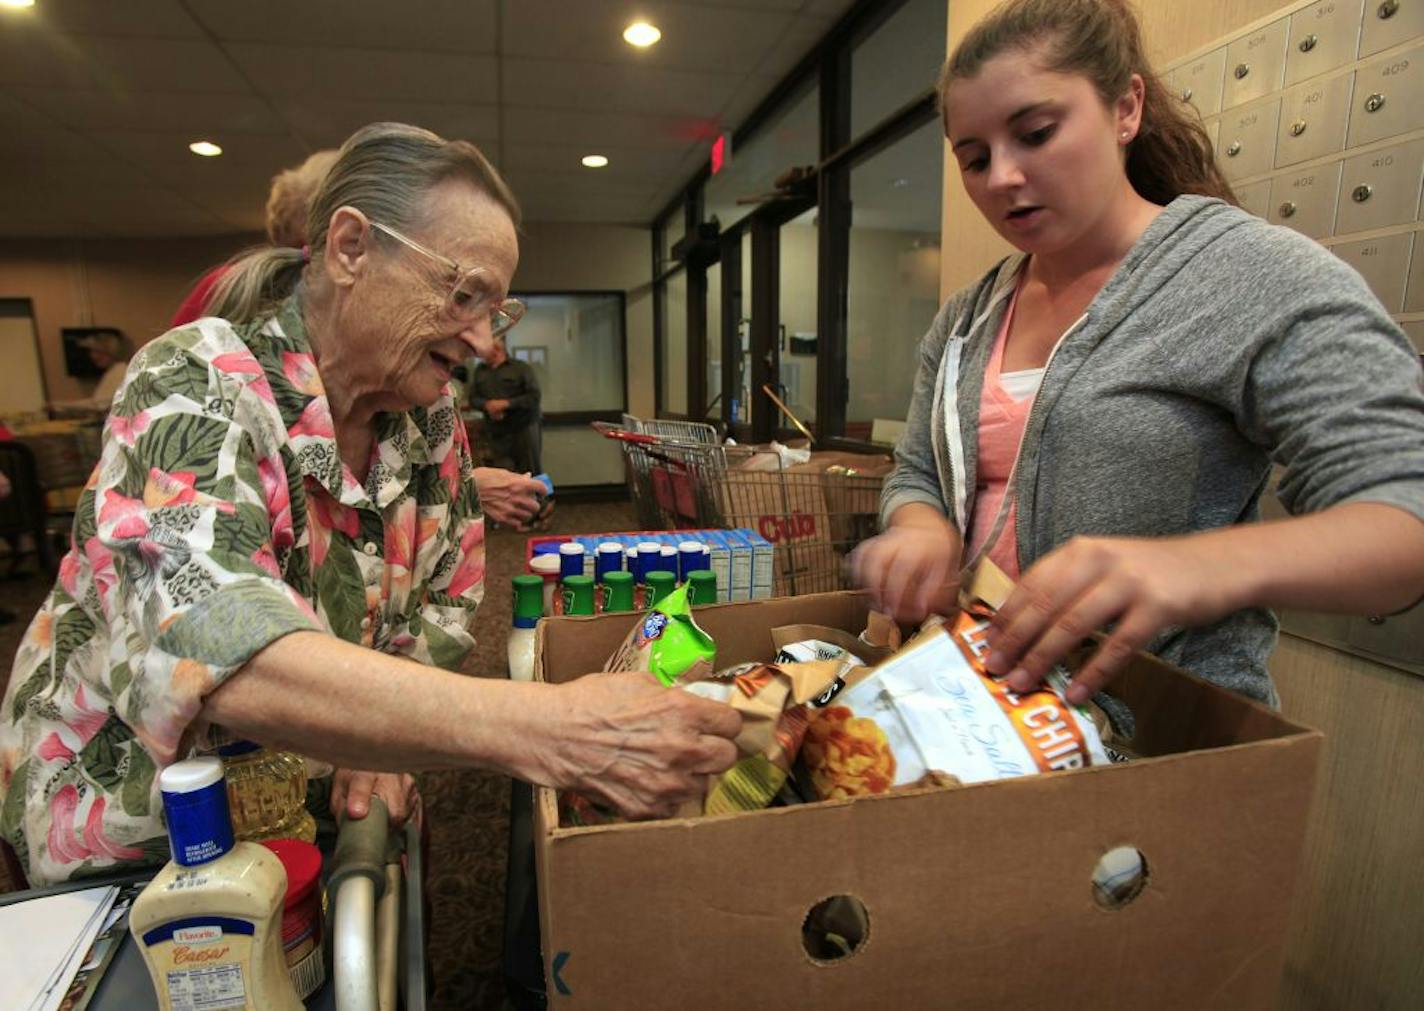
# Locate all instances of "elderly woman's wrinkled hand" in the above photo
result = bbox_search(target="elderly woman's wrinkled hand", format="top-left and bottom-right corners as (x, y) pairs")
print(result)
(331, 768), (421, 829)
(539, 672), (741, 820)
(474, 467), (544, 526)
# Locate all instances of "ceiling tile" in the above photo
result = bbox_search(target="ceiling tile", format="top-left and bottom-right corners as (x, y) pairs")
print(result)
(187, 0), (497, 53)
(503, 59), (741, 117)
(0, 34), (251, 92)
(502, 143), (686, 182)
(0, 0), (205, 38)
(276, 98), (500, 150)
(227, 44), (498, 101)
(502, 0), (793, 75)
(86, 130), (309, 176)
(502, 107), (715, 152)
(11, 87), (284, 135)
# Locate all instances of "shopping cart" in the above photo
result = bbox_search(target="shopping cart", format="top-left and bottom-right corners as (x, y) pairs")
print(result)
(595, 417), (889, 595)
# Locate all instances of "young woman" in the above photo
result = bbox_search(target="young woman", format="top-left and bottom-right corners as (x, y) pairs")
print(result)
(854, 0), (1424, 708)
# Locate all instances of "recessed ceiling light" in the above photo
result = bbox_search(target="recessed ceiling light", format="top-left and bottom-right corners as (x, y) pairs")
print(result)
(0, 0), (37, 9)
(623, 21), (661, 47)
(189, 140), (223, 157)
(581, 154), (609, 168)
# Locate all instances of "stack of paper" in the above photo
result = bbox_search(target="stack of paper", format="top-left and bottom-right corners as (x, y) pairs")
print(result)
(0, 884), (120, 1011)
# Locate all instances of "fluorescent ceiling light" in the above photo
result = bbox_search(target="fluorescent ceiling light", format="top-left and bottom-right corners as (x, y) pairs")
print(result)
(581, 154), (609, 168)
(189, 141), (223, 157)
(623, 21), (661, 47)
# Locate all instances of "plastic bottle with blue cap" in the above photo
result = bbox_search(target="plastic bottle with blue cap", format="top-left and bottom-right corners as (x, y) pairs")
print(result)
(130, 757), (302, 1010)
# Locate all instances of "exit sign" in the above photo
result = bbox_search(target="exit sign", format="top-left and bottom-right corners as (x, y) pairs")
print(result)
(710, 132), (731, 175)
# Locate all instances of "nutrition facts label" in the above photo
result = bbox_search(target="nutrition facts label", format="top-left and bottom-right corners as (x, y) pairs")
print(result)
(166, 964), (247, 1011)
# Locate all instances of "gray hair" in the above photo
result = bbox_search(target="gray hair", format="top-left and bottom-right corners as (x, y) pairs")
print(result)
(206, 123), (521, 325)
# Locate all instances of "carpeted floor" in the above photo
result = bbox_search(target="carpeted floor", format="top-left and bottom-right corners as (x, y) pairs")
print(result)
(0, 498), (638, 1011)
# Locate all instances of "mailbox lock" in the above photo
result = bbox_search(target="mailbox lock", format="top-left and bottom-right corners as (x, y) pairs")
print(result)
(1299, 33), (1318, 52)
(1352, 184), (1373, 203)
(1365, 93), (1386, 113)
(1234, 63), (1251, 80)
(1278, 201), (1298, 218)
(1378, 0), (1399, 18)
(1226, 140), (1242, 157)
(1290, 119), (1308, 137)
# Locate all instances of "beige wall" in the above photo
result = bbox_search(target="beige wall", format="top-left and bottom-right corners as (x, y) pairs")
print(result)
(939, 0), (1288, 300)
(0, 235), (260, 402)
(514, 221), (654, 419)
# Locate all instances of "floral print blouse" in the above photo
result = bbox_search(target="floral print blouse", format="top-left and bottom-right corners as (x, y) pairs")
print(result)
(1, 296), (486, 884)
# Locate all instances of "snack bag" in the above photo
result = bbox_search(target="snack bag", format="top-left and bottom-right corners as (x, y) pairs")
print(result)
(681, 660), (844, 815)
(605, 582), (715, 686)
(801, 604), (1110, 800)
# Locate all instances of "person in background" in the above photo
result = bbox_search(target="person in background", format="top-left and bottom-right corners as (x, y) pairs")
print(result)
(1, 123), (739, 886)
(48, 332), (132, 417)
(854, 0), (1424, 709)
(467, 333), (542, 476)
(171, 149), (340, 329)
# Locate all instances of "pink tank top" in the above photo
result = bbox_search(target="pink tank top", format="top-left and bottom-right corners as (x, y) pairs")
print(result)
(965, 280), (1039, 580)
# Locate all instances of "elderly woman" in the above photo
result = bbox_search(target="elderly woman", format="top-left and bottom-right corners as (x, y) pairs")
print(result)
(0, 123), (739, 885)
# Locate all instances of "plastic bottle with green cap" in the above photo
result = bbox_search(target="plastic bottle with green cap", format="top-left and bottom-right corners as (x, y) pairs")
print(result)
(687, 569), (718, 606)
(508, 574), (544, 681)
(645, 570), (676, 607)
(562, 574), (597, 616)
(602, 570), (635, 612)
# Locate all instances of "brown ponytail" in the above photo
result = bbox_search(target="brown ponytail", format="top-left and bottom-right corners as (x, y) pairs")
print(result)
(939, 0), (1237, 206)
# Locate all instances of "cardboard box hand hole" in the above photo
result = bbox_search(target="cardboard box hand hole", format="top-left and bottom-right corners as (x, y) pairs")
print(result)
(1092, 846), (1149, 910)
(802, 895), (870, 963)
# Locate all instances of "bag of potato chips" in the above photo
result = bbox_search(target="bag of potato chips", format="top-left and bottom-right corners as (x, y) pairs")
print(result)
(800, 604), (1110, 800)
(605, 582), (715, 686)
(681, 660), (844, 815)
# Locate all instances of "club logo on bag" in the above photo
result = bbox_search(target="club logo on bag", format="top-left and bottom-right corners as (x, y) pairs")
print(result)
(641, 613), (668, 641)
(757, 513), (818, 542)
(812, 677), (847, 707)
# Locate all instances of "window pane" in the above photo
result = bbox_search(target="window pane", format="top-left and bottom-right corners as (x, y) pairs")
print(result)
(846, 118), (943, 430)
(659, 204), (685, 273)
(733, 231), (753, 425)
(662, 270), (688, 415)
(851, 0), (947, 139)
(705, 78), (819, 234)
(705, 263), (722, 421)
(780, 208), (817, 424)
(506, 292), (624, 412)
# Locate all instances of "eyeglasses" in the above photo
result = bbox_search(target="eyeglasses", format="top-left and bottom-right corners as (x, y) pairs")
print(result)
(369, 220), (525, 336)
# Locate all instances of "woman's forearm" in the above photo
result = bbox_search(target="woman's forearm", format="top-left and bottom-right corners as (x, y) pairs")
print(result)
(202, 631), (551, 781)
(1218, 502), (1424, 615)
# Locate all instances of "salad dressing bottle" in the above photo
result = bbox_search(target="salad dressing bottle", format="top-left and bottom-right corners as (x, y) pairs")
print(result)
(131, 757), (302, 1011)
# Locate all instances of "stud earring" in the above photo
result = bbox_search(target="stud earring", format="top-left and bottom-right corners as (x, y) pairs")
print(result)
(1121, 131), (1131, 140)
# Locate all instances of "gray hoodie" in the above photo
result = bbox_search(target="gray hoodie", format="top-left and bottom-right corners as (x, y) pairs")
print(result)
(881, 195), (1424, 704)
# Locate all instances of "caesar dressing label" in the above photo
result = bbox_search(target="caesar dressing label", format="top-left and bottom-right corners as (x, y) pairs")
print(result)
(165, 962), (247, 1011)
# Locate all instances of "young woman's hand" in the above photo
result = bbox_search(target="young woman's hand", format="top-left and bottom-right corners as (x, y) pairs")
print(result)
(850, 504), (962, 622)
(984, 534), (1237, 703)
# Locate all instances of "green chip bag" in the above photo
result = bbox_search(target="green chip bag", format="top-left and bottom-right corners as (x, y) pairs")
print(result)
(606, 583), (715, 686)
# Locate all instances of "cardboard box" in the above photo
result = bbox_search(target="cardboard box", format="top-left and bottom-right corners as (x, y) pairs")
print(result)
(533, 592), (1323, 1009)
